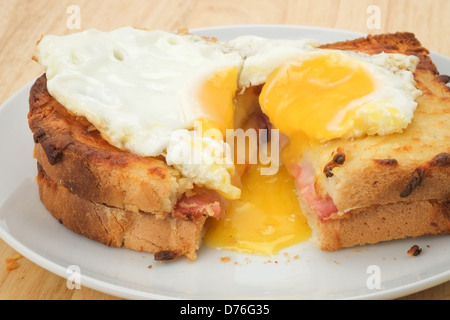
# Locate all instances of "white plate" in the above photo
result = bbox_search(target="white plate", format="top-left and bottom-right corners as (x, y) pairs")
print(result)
(0, 25), (449, 300)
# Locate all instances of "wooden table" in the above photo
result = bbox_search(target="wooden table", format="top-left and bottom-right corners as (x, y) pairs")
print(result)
(0, 0), (449, 300)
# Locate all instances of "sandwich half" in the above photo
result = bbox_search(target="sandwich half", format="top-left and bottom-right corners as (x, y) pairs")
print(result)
(286, 33), (450, 250)
(29, 74), (225, 261)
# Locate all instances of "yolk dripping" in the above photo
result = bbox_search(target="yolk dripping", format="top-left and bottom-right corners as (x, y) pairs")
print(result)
(204, 161), (311, 256)
(259, 53), (375, 141)
(205, 54), (376, 255)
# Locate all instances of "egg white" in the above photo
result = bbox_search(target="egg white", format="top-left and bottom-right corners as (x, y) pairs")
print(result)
(36, 27), (243, 156)
(329, 50), (422, 137)
(226, 35), (320, 89)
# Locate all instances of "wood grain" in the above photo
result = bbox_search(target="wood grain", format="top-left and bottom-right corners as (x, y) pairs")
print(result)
(0, 0), (449, 300)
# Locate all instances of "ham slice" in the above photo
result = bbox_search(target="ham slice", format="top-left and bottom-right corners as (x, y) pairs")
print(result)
(172, 189), (227, 221)
(293, 161), (338, 222)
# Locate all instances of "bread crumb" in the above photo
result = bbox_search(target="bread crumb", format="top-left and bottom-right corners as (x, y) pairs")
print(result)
(407, 245), (422, 256)
(220, 256), (231, 263)
(147, 265), (153, 269)
(5, 253), (22, 271)
(5, 253), (22, 263)
(6, 261), (19, 271)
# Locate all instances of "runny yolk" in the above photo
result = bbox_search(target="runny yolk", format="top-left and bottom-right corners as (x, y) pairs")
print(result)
(259, 54), (375, 141)
(204, 160), (311, 256)
(199, 66), (239, 136)
(204, 54), (375, 255)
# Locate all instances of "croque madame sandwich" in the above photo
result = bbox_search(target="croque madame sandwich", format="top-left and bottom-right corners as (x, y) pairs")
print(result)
(28, 27), (450, 261)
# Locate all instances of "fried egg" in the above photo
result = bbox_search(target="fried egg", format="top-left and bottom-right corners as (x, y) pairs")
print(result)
(35, 27), (243, 199)
(260, 50), (421, 139)
(258, 48), (422, 169)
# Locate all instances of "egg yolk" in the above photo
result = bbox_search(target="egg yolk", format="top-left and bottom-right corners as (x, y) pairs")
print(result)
(195, 66), (242, 200)
(204, 160), (311, 256)
(279, 130), (314, 176)
(199, 66), (239, 136)
(259, 54), (375, 141)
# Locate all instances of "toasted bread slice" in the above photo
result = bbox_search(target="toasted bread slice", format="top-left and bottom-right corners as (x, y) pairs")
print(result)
(36, 164), (207, 260)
